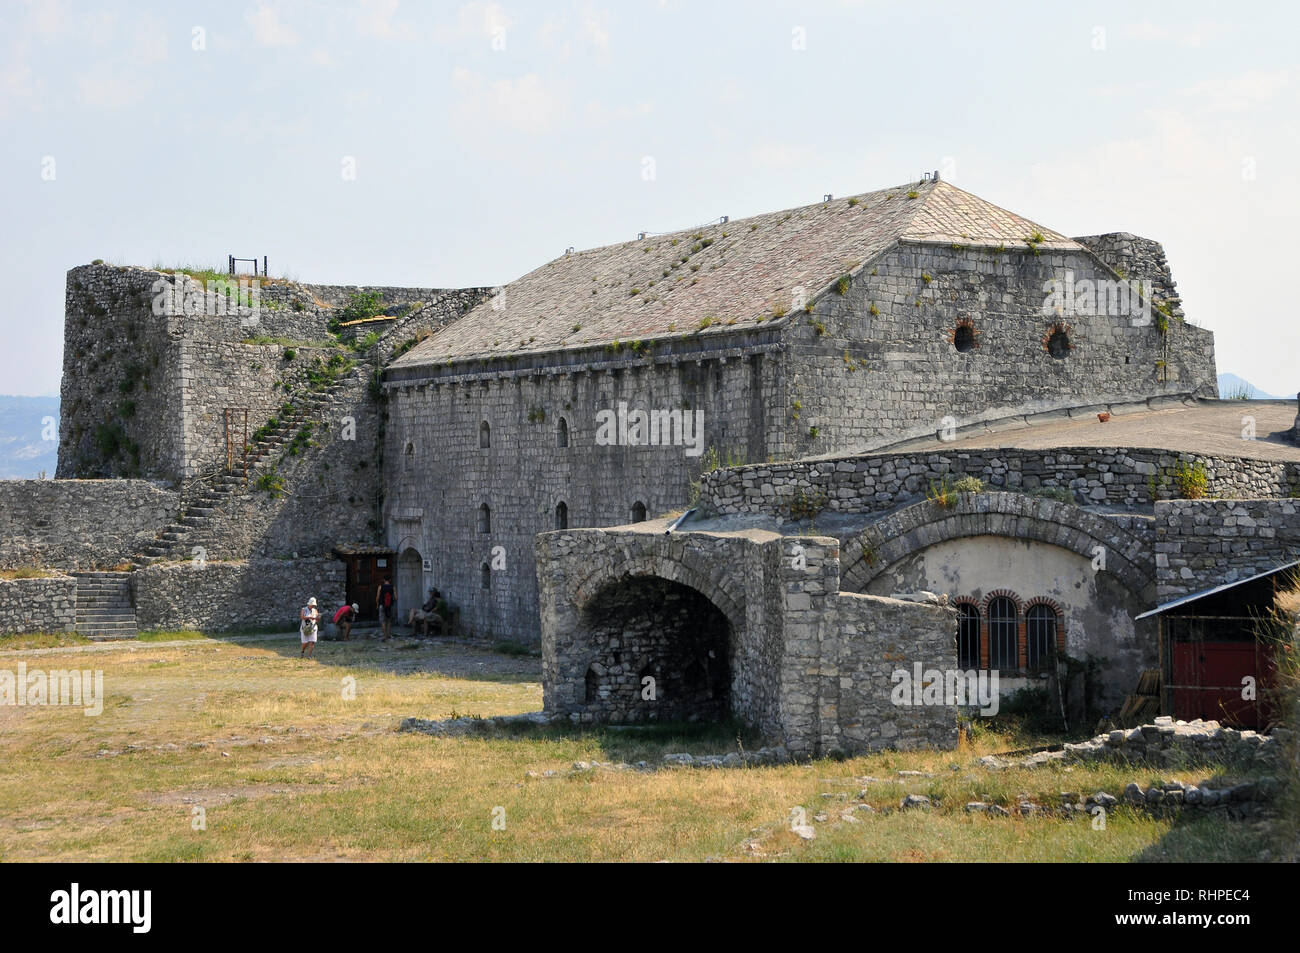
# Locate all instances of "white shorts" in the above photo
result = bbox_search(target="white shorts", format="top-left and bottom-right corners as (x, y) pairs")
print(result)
(300, 628), (318, 644)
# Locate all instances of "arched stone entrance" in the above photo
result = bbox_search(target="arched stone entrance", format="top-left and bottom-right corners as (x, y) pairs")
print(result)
(396, 547), (423, 622)
(576, 576), (732, 723)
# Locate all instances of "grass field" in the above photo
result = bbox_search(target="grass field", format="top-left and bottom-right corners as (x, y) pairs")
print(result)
(0, 633), (1283, 862)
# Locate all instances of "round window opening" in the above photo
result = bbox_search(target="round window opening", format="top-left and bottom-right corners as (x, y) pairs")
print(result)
(953, 324), (976, 353)
(1047, 329), (1071, 359)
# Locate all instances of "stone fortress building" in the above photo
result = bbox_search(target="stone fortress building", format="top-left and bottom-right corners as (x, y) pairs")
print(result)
(3, 175), (1297, 756)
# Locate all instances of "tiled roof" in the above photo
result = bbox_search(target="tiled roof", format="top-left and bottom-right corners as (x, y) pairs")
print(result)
(390, 180), (1079, 368)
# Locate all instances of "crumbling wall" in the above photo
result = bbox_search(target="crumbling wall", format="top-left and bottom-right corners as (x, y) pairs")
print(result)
(1073, 233), (1185, 321)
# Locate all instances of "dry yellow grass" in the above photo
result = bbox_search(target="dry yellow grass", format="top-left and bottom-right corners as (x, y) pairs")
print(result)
(0, 635), (1277, 862)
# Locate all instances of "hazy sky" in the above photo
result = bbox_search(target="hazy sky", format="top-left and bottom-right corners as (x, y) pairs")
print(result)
(2, 0), (1297, 397)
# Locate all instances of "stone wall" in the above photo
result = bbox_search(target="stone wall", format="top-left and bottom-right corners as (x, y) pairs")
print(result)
(176, 368), (385, 561)
(1073, 233), (1185, 321)
(386, 346), (785, 643)
(702, 446), (1300, 517)
(0, 479), (177, 569)
(135, 557), (345, 631)
(781, 242), (1215, 457)
(376, 288), (495, 364)
(1154, 499), (1300, 599)
(536, 526), (958, 755)
(59, 266), (185, 479)
(0, 575), (76, 634)
(58, 263), (483, 482)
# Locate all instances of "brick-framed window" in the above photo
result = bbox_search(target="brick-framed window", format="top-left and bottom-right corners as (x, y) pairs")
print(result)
(1024, 599), (1066, 671)
(630, 501), (647, 523)
(479, 420), (491, 449)
(955, 600), (981, 670)
(556, 417), (569, 448)
(478, 503), (491, 534)
(982, 590), (1022, 671)
(951, 317), (979, 353)
(555, 501), (568, 530)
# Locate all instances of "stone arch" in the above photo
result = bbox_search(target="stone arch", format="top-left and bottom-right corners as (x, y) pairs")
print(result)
(396, 546), (424, 621)
(568, 550), (746, 638)
(841, 492), (1155, 602)
(571, 572), (735, 724)
(980, 587), (1024, 616)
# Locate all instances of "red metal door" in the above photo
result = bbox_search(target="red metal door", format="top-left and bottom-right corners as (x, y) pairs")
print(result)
(1171, 641), (1272, 728)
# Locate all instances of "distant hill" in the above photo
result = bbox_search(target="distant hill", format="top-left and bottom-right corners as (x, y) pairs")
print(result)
(0, 396), (59, 479)
(1217, 373), (1289, 400)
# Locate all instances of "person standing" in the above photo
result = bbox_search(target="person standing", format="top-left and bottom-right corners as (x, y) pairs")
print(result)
(300, 596), (321, 658)
(333, 602), (359, 641)
(376, 577), (395, 641)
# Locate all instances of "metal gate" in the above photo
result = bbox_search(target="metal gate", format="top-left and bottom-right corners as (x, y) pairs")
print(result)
(223, 408), (248, 484)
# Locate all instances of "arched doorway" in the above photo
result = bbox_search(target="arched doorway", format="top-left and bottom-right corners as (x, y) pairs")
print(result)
(396, 547), (423, 623)
(578, 576), (731, 723)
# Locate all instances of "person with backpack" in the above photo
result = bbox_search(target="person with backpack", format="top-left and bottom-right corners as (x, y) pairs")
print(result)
(299, 596), (321, 658)
(376, 577), (396, 641)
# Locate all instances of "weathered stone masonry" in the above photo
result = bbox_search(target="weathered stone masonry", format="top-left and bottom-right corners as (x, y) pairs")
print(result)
(701, 445), (1300, 516)
(0, 479), (178, 570)
(1155, 499), (1300, 600)
(385, 337), (785, 642)
(0, 576), (76, 635)
(537, 527), (958, 755)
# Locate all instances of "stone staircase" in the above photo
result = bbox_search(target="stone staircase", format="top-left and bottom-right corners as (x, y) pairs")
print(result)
(134, 369), (361, 566)
(72, 571), (139, 640)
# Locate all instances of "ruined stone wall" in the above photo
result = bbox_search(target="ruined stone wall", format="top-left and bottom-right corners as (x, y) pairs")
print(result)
(0, 479), (177, 569)
(58, 263), (480, 482)
(386, 348), (785, 643)
(135, 557), (345, 631)
(783, 243), (1215, 456)
(828, 591), (959, 752)
(178, 336), (348, 480)
(0, 575), (76, 634)
(536, 527), (958, 755)
(703, 447), (1299, 517)
(1073, 233), (1185, 320)
(1154, 499), (1300, 600)
(59, 266), (185, 479)
(376, 288), (494, 364)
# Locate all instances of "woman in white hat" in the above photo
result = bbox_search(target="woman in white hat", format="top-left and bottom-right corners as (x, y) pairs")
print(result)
(299, 596), (321, 658)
